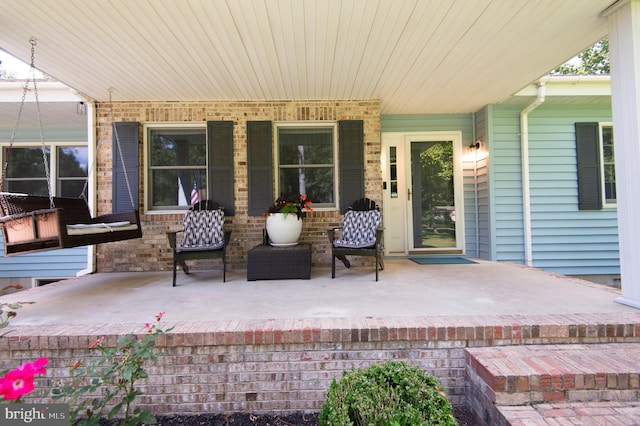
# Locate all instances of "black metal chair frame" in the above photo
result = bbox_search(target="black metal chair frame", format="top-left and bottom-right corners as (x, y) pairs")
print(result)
(328, 198), (384, 281)
(166, 200), (231, 286)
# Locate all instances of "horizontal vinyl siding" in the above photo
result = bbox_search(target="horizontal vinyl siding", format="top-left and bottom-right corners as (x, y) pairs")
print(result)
(495, 103), (618, 275)
(472, 107), (491, 260)
(0, 246), (87, 278)
(490, 106), (525, 264)
(0, 123), (89, 278)
(381, 114), (477, 255)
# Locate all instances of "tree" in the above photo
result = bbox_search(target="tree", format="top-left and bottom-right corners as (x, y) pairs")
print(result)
(552, 37), (609, 75)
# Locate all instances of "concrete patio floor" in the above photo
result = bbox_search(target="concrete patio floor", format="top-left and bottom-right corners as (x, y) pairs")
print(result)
(2, 257), (636, 327)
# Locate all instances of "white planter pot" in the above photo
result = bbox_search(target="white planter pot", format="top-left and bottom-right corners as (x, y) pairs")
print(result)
(265, 213), (303, 246)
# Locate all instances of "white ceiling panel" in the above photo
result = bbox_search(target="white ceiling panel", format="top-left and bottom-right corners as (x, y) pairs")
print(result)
(0, 0), (612, 114)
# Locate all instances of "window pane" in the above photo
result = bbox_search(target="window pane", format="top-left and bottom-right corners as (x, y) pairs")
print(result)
(2, 147), (49, 195)
(278, 127), (333, 165)
(602, 126), (616, 203)
(151, 169), (206, 207)
(279, 167), (334, 204)
(602, 126), (614, 162)
(5, 147), (49, 178)
(3, 180), (49, 196)
(604, 164), (616, 202)
(150, 128), (206, 167)
(59, 179), (87, 198)
(58, 147), (88, 177)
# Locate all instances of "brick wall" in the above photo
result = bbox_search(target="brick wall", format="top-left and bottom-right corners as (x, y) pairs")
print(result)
(4, 314), (640, 417)
(94, 100), (381, 273)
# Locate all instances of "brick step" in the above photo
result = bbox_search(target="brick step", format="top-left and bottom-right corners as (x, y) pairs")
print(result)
(498, 401), (640, 425)
(466, 343), (640, 406)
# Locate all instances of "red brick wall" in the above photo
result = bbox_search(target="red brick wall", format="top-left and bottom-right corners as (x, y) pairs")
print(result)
(94, 100), (381, 272)
(4, 314), (640, 416)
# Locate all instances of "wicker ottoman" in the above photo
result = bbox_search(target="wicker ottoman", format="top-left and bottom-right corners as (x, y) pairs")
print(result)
(247, 244), (311, 280)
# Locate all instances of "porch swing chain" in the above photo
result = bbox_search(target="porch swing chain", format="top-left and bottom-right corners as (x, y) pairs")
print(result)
(0, 38), (54, 209)
(109, 88), (135, 210)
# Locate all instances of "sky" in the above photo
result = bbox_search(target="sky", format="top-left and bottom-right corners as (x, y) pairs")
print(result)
(0, 50), (38, 78)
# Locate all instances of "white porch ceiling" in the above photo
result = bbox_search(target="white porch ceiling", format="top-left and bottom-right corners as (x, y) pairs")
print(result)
(0, 0), (612, 115)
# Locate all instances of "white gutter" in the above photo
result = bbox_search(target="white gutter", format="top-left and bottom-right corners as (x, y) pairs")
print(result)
(520, 80), (546, 267)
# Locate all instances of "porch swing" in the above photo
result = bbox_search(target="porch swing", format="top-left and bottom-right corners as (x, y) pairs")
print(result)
(0, 39), (142, 256)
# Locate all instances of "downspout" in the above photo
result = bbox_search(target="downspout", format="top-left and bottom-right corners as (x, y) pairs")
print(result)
(520, 80), (546, 267)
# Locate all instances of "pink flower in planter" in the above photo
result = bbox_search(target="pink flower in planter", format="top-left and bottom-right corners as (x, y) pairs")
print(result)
(0, 357), (47, 400)
(155, 311), (165, 321)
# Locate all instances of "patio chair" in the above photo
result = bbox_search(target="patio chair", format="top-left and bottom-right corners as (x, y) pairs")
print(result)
(167, 200), (231, 286)
(328, 198), (384, 281)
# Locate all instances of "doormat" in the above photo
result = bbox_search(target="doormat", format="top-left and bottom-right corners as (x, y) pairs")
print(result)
(408, 256), (477, 265)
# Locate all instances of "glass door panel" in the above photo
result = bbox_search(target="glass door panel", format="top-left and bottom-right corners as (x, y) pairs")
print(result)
(410, 141), (456, 250)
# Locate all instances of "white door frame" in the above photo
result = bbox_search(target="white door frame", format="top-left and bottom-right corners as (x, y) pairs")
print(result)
(381, 131), (465, 255)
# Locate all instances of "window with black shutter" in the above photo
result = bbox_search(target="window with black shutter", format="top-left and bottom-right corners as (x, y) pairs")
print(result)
(575, 122), (612, 210)
(247, 120), (364, 214)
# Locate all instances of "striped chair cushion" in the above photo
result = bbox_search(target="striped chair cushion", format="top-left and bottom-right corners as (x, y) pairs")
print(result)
(334, 209), (381, 249)
(180, 209), (225, 250)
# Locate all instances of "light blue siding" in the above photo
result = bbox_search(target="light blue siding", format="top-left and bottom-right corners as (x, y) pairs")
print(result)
(489, 103), (618, 275)
(0, 124), (89, 279)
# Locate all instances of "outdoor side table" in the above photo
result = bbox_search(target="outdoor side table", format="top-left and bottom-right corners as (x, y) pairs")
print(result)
(247, 243), (311, 280)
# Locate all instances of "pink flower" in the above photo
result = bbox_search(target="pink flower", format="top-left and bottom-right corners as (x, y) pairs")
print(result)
(0, 358), (47, 400)
(17, 357), (48, 375)
(145, 323), (153, 333)
(0, 369), (35, 400)
(155, 311), (165, 321)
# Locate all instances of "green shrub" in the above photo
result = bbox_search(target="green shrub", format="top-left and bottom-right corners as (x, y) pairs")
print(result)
(319, 360), (456, 426)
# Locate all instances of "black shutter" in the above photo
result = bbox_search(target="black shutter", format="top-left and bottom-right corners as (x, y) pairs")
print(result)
(247, 121), (273, 216)
(112, 122), (139, 213)
(338, 120), (364, 213)
(575, 122), (602, 210)
(207, 121), (235, 215)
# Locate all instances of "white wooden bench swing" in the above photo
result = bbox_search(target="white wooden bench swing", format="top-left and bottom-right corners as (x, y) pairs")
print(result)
(0, 38), (141, 256)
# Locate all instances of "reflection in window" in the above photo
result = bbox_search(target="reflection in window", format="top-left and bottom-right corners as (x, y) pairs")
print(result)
(58, 147), (88, 198)
(2, 145), (88, 198)
(276, 124), (336, 208)
(148, 127), (207, 209)
(601, 125), (616, 204)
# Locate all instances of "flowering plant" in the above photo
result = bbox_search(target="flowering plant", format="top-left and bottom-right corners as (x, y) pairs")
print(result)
(263, 194), (313, 220)
(51, 311), (170, 425)
(0, 357), (48, 401)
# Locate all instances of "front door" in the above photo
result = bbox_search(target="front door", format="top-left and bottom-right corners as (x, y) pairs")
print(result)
(382, 132), (464, 255)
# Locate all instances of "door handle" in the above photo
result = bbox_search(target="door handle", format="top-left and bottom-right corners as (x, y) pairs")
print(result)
(407, 188), (411, 201)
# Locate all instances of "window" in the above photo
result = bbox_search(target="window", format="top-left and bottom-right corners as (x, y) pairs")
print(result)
(600, 124), (616, 205)
(275, 123), (337, 208)
(146, 125), (207, 210)
(575, 122), (616, 210)
(1, 144), (88, 198)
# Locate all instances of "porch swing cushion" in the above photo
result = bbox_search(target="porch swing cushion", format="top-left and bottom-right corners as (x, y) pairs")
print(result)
(66, 221), (138, 235)
(333, 209), (382, 248)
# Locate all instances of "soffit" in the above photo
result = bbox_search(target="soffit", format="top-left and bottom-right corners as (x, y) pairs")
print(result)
(0, 0), (612, 115)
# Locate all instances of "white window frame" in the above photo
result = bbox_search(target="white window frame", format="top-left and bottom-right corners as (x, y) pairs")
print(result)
(599, 122), (616, 208)
(273, 121), (339, 211)
(143, 122), (208, 213)
(0, 141), (89, 197)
